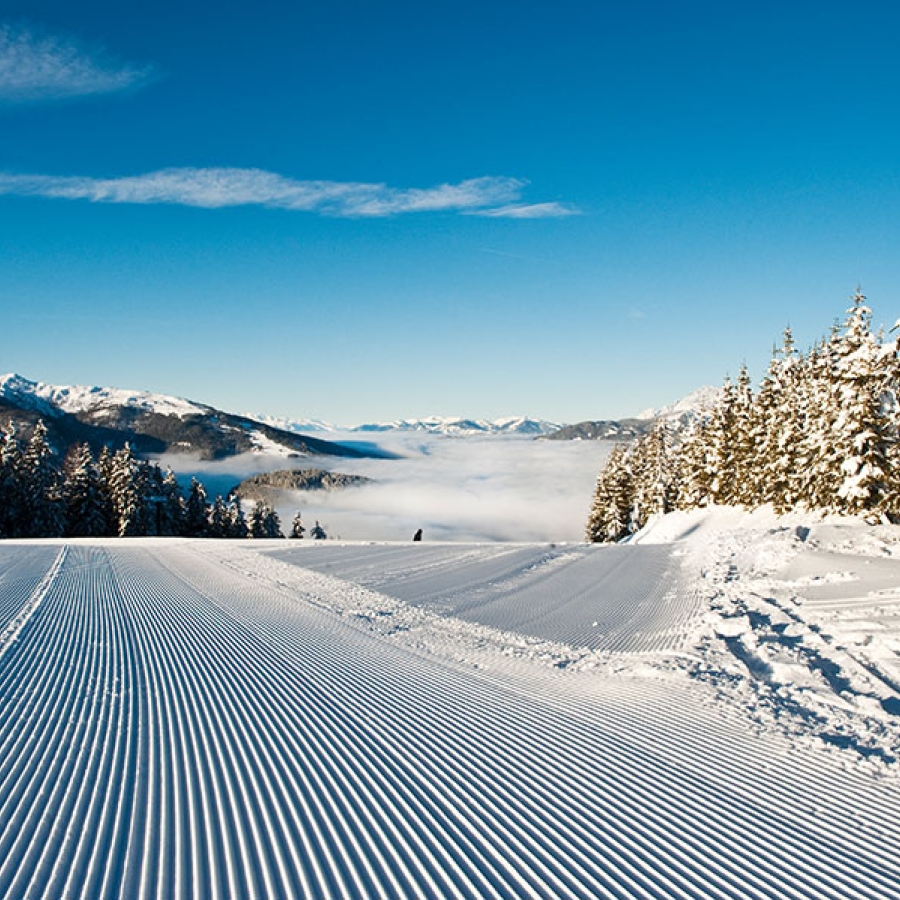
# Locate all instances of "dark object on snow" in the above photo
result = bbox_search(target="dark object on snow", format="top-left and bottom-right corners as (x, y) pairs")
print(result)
(413, 528), (423, 542)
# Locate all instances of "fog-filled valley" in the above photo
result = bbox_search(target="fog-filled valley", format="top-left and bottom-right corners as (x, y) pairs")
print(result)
(174, 432), (612, 543)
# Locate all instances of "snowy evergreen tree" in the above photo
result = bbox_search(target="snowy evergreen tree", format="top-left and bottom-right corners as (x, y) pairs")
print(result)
(95, 446), (118, 533)
(21, 421), (64, 537)
(585, 445), (634, 542)
(795, 335), (839, 510)
(290, 511), (306, 539)
(107, 444), (147, 537)
(708, 376), (740, 505)
(227, 494), (249, 538)
(672, 416), (716, 510)
(184, 478), (210, 537)
(207, 495), (232, 538)
(156, 467), (186, 536)
(310, 520), (328, 540)
(751, 330), (804, 512)
(829, 292), (894, 517)
(629, 421), (675, 529)
(0, 422), (26, 538)
(730, 364), (757, 506)
(249, 501), (283, 538)
(881, 336), (900, 516)
(62, 443), (110, 537)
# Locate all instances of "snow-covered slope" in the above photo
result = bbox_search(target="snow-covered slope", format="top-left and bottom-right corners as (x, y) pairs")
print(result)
(0, 512), (898, 898)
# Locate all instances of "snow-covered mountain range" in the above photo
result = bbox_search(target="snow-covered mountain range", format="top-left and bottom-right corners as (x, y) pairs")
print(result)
(258, 389), (722, 440)
(545, 386), (720, 442)
(1, 371), (717, 458)
(0, 372), (207, 419)
(255, 412), (563, 437)
(0, 374), (372, 461)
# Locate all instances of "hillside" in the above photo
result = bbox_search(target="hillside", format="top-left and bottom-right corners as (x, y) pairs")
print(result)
(232, 467), (373, 504)
(543, 417), (652, 441)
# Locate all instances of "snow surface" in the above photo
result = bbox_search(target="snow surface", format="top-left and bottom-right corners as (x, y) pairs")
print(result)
(0, 512), (899, 898)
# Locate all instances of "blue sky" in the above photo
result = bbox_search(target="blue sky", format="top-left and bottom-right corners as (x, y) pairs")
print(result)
(1, 0), (899, 424)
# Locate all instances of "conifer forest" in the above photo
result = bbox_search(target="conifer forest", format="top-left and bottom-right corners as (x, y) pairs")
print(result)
(0, 430), (286, 539)
(587, 293), (900, 541)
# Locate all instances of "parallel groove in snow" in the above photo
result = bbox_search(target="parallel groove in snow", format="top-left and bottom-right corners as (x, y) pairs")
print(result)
(0, 546), (62, 634)
(0, 541), (897, 899)
(204, 552), (900, 900)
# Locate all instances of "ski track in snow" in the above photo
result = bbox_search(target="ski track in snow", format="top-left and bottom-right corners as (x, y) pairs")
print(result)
(682, 521), (900, 770)
(0, 536), (898, 898)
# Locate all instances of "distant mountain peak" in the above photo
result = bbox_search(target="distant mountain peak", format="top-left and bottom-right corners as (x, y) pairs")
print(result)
(546, 386), (722, 442)
(634, 386), (721, 421)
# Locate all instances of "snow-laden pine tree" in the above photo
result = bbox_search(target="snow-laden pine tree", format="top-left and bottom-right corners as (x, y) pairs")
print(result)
(95, 446), (118, 532)
(628, 421), (675, 530)
(135, 463), (168, 537)
(62, 443), (110, 537)
(157, 467), (186, 536)
(184, 478), (210, 537)
(751, 330), (805, 512)
(207, 495), (231, 538)
(22, 421), (64, 537)
(829, 292), (895, 517)
(585, 457), (615, 543)
(290, 511), (306, 539)
(0, 422), (26, 538)
(881, 328), (900, 515)
(227, 494), (249, 538)
(795, 335), (839, 510)
(707, 376), (740, 505)
(730, 364), (757, 506)
(585, 444), (635, 542)
(249, 501), (283, 538)
(672, 415), (715, 510)
(106, 444), (147, 537)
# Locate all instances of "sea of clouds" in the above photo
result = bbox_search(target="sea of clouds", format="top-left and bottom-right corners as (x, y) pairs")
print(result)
(171, 433), (612, 543)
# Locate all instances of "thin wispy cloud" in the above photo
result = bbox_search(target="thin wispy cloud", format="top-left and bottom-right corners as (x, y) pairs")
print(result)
(0, 167), (578, 218)
(470, 202), (580, 219)
(0, 24), (154, 102)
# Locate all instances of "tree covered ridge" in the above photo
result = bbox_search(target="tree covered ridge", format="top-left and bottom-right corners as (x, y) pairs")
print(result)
(0, 427), (287, 539)
(586, 292), (900, 542)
